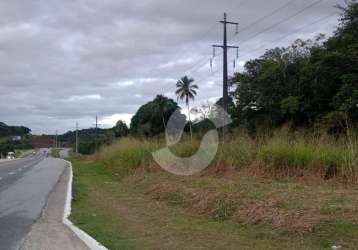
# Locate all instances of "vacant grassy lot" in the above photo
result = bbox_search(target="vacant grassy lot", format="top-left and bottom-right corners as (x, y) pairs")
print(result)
(70, 157), (358, 250)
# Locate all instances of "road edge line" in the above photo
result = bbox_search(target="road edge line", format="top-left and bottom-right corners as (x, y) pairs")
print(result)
(62, 160), (108, 250)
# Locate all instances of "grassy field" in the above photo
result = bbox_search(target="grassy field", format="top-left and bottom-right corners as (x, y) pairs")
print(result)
(69, 131), (358, 250)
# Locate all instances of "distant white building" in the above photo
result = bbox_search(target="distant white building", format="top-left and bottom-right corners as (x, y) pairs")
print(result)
(12, 136), (21, 141)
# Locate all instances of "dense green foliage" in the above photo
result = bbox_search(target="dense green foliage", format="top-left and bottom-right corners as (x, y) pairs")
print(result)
(0, 122), (31, 137)
(231, 2), (358, 133)
(130, 95), (186, 137)
(0, 122), (32, 157)
(113, 120), (129, 138)
(59, 127), (115, 155)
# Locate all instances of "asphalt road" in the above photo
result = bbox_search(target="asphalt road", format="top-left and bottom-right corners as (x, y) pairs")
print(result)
(0, 150), (67, 250)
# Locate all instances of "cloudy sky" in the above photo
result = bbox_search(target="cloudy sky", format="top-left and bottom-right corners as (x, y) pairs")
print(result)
(0, 0), (344, 134)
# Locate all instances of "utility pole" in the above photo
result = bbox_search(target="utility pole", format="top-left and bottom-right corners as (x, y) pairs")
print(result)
(212, 13), (239, 141)
(75, 121), (79, 154)
(93, 115), (102, 152)
(55, 130), (58, 148)
(95, 115), (98, 142)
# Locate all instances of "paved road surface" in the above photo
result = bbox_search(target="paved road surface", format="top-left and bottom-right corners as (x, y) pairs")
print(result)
(0, 150), (67, 250)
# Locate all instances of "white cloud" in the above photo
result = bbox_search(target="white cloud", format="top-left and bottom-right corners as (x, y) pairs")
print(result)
(100, 113), (133, 127)
(67, 94), (102, 102)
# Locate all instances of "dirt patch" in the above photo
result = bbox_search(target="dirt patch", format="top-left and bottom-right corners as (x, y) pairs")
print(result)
(199, 163), (239, 178)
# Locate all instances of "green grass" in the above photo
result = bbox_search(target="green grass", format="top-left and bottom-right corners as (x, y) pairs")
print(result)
(51, 148), (61, 158)
(70, 158), (358, 250)
(258, 135), (353, 172)
(309, 220), (358, 248)
(95, 139), (159, 178)
(70, 159), (137, 250)
(210, 198), (236, 221)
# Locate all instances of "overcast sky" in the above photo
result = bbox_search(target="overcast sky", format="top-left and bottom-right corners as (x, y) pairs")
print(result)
(0, 0), (344, 134)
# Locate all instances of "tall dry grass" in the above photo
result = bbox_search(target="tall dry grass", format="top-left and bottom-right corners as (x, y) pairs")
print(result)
(94, 129), (357, 181)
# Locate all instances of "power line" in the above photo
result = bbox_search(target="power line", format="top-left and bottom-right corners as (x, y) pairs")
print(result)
(239, 12), (338, 59)
(236, 0), (325, 45)
(126, 20), (221, 82)
(153, 0), (332, 100)
(226, 0), (298, 44)
(199, 0), (326, 77)
(193, 11), (338, 87)
(239, 0), (297, 34)
(158, 0), (316, 79)
(186, 0), (324, 77)
(155, 23), (219, 77)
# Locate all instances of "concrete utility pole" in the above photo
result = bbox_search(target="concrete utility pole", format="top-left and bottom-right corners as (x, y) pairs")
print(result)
(55, 130), (58, 148)
(93, 115), (102, 152)
(75, 121), (79, 154)
(212, 13), (239, 141)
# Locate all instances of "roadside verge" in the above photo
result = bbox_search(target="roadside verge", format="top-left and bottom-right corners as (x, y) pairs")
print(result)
(63, 160), (108, 250)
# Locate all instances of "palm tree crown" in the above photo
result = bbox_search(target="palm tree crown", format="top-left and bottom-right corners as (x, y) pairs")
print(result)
(175, 76), (198, 105)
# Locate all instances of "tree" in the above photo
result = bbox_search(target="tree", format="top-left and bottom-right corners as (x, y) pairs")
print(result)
(175, 76), (199, 141)
(130, 95), (185, 137)
(229, 1), (358, 133)
(113, 120), (129, 138)
(0, 122), (31, 137)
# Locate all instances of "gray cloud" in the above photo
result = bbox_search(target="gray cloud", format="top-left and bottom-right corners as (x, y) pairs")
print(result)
(0, 0), (344, 133)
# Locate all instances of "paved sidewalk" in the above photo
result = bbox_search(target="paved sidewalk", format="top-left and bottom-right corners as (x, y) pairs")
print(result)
(21, 166), (89, 250)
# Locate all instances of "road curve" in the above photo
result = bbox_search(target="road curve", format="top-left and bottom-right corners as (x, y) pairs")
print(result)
(0, 150), (67, 250)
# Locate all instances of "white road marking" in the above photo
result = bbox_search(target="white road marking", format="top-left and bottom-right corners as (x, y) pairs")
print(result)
(9, 172), (14, 175)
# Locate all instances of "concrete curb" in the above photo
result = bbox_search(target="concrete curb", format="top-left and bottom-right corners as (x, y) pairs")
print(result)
(62, 160), (108, 250)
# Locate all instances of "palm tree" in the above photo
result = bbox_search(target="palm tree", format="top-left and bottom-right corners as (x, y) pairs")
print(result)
(175, 76), (198, 141)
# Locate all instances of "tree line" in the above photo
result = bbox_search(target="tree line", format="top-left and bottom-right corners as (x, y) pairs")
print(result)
(231, 2), (357, 134)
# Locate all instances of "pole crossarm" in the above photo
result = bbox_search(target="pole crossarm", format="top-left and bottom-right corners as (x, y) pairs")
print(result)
(220, 21), (238, 25)
(212, 45), (239, 49)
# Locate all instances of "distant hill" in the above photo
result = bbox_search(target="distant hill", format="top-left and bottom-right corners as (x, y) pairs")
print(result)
(0, 122), (31, 137)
